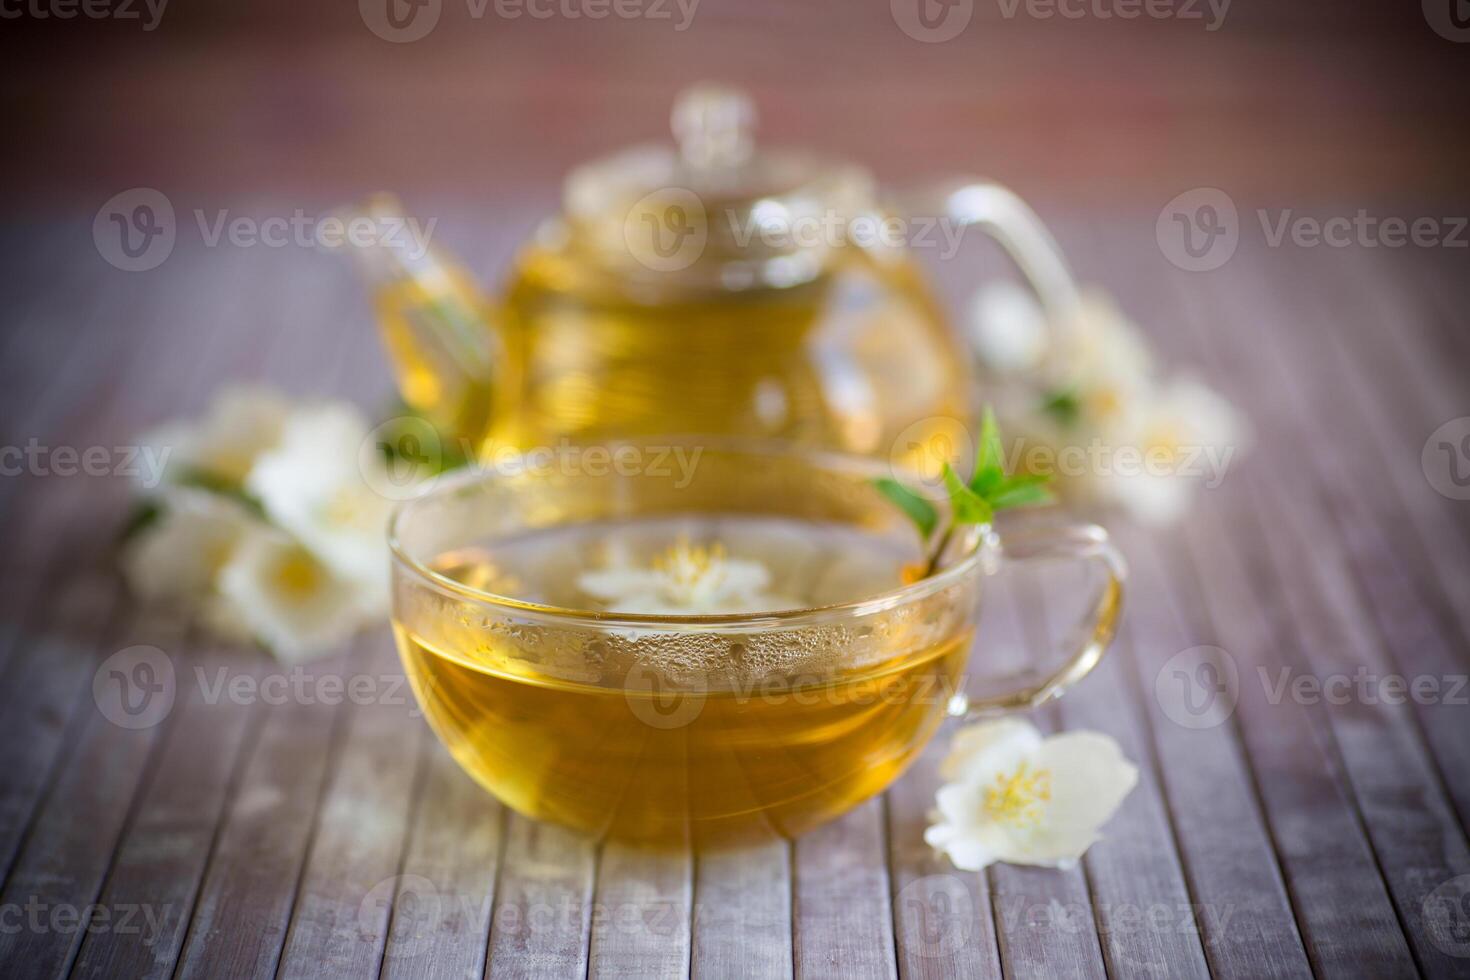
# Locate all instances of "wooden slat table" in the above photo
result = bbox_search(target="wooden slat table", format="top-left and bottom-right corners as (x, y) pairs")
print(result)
(0, 208), (1467, 980)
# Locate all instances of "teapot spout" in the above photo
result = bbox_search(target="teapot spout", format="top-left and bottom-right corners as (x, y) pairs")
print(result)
(336, 193), (505, 449)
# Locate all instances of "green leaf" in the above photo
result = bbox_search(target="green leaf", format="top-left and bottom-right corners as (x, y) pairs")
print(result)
(873, 405), (1054, 578)
(378, 399), (474, 477)
(117, 500), (161, 544)
(943, 463), (994, 526)
(969, 407), (1007, 497)
(975, 406), (1003, 475)
(987, 476), (1058, 514)
(175, 467), (266, 518)
(1040, 388), (1082, 428)
(873, 477), (938, 539)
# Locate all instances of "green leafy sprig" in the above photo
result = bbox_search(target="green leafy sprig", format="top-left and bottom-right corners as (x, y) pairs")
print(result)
(875, 408), (1054, 578)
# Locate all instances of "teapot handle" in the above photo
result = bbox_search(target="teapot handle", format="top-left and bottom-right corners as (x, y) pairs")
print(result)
(902, 178), (1081, 322)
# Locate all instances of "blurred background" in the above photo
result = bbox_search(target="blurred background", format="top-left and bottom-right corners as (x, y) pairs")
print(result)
(2, 0), (1466, 214)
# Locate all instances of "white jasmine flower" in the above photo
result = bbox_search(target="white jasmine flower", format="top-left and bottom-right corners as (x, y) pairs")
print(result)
(216, 527), (368, 663)
(246, 403), (398, 604)
(967, 281), (1050, 374)
(577, 537), (801, 615)
(1049, 290), (1155, 428)
(140, 385), (289, 490)
(966, 280), (1248, 525)
(121, 489), (257, 602)
(925, 718), (1138, 871)
(1093, 376), (1248, 526)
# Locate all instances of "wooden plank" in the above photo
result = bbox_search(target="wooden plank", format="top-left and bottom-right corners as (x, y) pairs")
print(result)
(982, 579), (1105, 980)
(483, 815), (597, 979)
(587, 844), (691, 979)
(1162, 240), (1470, 975)
(62, 243), (377, 979)
(0, 256), (172, 676)
(1017, 215), (1328, 980)
(1019, 573), (1212, 980)
(68, 640), (264, 980)
(1174, 494), (1418, 976)
(1076, 217), (1409, 974)
(1315, 249), (1470, 646)
(379, 740), (504, 980)
(1236, 243), (1470, 752)
(171, 651), (352, 979)
(0, 244), (255, 882)
(164, 254), (387, 978)
(1112, 529), (1312, 979)
(0, 610), (187, 980)
(792, 796), (897, 979)
(691, 841), (793, 979)
(1235, 465), (1470, 976)
(886, 747), (1003, 978)
(0, 569), (125, 880)
(275, 639), (426, 979)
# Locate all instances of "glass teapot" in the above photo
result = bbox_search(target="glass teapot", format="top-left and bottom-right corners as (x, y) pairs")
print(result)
(347, 85), (1079, 467)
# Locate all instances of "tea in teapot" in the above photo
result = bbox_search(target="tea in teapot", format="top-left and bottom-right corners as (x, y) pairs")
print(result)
(348, 85), (1078, 471)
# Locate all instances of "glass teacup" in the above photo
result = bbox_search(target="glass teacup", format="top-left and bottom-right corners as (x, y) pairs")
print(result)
(389, 441), (1124, 848)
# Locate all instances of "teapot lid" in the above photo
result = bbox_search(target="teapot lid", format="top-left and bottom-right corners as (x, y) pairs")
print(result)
(562, 84), (877, 287)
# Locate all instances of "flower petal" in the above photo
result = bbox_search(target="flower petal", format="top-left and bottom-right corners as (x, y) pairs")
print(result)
(713, 557), (772, 597)
(1036, 731), (1140, 836)
(247, 403), (393, 602)
(576, 568), (667, 602)
(217, 528), (366, 662)
(925, 824), (999, 872)
(122, 489), (255, 602)
(939, 717), (1044, 785)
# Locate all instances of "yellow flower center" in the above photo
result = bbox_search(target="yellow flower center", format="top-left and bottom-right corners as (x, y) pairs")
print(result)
(274, 550), (323, 599)
(1086, 387), (1124, 422)
(653, 537), (726, 592)
(323, 488), (371, 529)
(1143, 424), (1184, 470)
(983, 761), (1052, 828)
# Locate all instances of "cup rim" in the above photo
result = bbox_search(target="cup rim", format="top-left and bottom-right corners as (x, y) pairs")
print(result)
(387, 438), (989, 629)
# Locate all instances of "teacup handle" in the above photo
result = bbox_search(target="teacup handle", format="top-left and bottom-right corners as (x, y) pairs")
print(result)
(958, 521), (1126, 716)
(901, 177), (1082, 323)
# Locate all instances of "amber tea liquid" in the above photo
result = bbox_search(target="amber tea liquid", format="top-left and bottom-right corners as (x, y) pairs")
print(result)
(393, 516), (972, 847)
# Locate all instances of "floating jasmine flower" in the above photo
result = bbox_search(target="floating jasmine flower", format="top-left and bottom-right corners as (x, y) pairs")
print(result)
(925, 718), (1138, 871)
(577, 537), (801, 615)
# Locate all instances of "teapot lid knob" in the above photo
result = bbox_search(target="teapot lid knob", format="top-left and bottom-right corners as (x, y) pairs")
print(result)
(671, 84), (756, 177)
